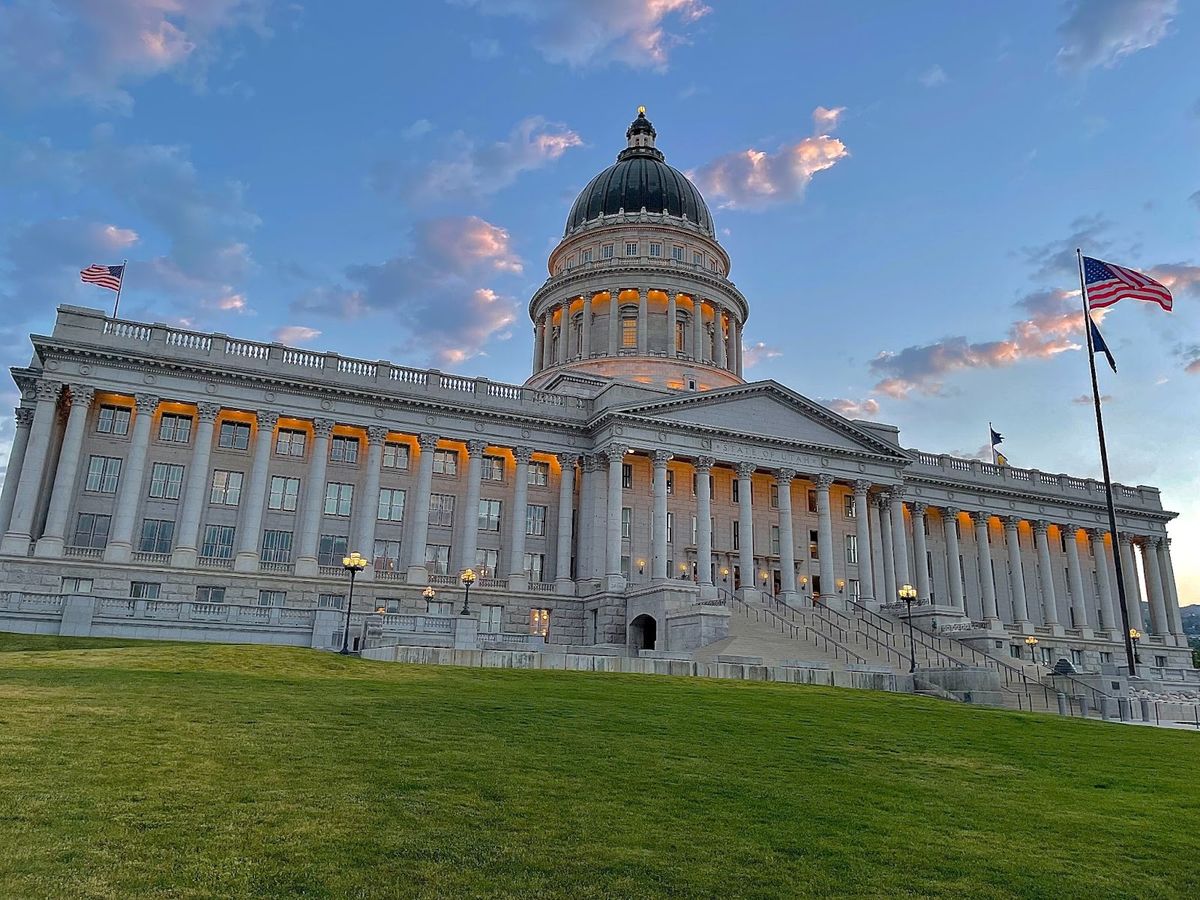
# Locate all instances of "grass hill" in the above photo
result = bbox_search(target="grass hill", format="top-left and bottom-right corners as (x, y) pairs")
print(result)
(0, 634), (1197, 899)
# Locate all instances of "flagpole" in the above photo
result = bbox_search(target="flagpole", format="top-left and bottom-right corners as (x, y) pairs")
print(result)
(1077, 249), (1137, 677)
(989, 422), (996, 464)
(112, 258), (127, 319)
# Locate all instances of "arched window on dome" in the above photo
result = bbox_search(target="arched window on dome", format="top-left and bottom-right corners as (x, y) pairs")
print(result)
(571, 314), (584, 359)
(675, 314), (688, 356)
(620, 307), (638, 350)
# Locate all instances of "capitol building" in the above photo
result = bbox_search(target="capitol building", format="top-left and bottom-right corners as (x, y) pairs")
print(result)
(0, 110), (1192, 691)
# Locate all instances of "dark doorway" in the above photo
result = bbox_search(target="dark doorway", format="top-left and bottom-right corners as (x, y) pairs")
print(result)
(629, 614), (657, 650)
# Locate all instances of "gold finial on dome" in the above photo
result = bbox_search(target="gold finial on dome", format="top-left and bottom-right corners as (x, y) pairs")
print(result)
(637, 105), (646, 116)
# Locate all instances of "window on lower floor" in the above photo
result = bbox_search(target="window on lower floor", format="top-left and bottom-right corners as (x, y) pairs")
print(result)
(61, 576), (93, 593)
(324, 482), (353, 517)
(769, 484), (779, 509)
(524, 552), (545, 583)
(478, 498), (502, 533)
(530, 607), (550, 638)
(427, 599), (453, 616)
(130, 581), (160, 600)
(196, 586), (225, 604)
(268, 476), (300, 511)
(732, 478), (739, 503)
(381, 597), (401, 613)
(1071, 649), (1084, 667)
(209, 470), (243, 506)
(373, 539), (402, 572)
(261, 530), (293, 563)
(844, 495), (856, 518)
(85, 455), (121, 493)
(378, 488), (406, 522)
(1100, 651), (1113, 664)
(848, 579), (861, 602)
(475, 548), (499, 575)
(770, 525), (780, 556)
(1010, 645), (1024, 659)
(425, 544), (451, 575)
(807, 490), (818, 514)
(526, 504), (547, 537)
(317, 593), (344, 609)
(201, 524), (235, 560)
(625, 241), (638, 256)
(138, 519), (174, 554)
(429, 493), (455, 528)
(622, 463), (633, 489)
(845, 534), (859, 565)
(732, 520), (740, 551)
(621, 507), (631, 540)
(259, 590), (286, 607)
(318, 534), (348, 567)
(72, 513), (110, 549)
(480, 604), (503, 634)
(810, 529), (820, 560)
(149, 462), (184, 500)
(666, 511), (674, 544)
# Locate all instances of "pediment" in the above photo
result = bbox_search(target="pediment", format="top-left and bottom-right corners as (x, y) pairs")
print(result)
(609, 381), (910, 460)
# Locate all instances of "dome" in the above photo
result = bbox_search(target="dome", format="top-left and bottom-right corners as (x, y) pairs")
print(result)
(564, 109), (714, 238)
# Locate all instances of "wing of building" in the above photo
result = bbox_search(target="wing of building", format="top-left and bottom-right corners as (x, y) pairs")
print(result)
(0, 109), (1192, 692)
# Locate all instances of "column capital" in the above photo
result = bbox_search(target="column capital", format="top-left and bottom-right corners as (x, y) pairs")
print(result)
(889, 484), (906, 501)
(418, 432), (440, 451)
(1118, 532), (1134, 546)
(694, 455), (716, 474)
(1001, 515), (1021, 530)
(942, 505), (960, 518)
(512, 446), (535, 465)
(366, 425), (390, 446)
(651, 449), (672, 469)
(1061, 522), (1080, 535)
(970, 510), (991, 527)
(911, 501), (928, 517)
(876, 492), (891, 509)
(133, 393), (160, 412)
(604, 444), (628, 464)
(1086, 527), (1106, 541)
(814, 472), (834, 490)
(465, 439), (487, 458)
(68, 384), (97, 408)
(582, 453), (603, 473)
(34, 379), (63, 403)
(1033, 519), (1051, 536)
(312, 417), (335, 438)
(852, 479), (872, 496)
(736, 461), (755, 479)
(1143, 535), (1162, 549)
(14, 407), (34, 429)
(556, 451), (580, 470)
(776, 467), (795, 485)
(256, 411), (279, 431)
(197, 402), (221, 423)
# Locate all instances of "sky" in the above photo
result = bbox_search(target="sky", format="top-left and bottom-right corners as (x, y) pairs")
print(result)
(0, 0), (1197, 600)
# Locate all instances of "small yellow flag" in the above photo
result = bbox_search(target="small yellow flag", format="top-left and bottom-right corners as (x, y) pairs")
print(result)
(996, 452), (1008, 467)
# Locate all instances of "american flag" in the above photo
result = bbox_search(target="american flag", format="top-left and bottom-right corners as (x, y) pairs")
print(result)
(1082, 256), (1172, 312)
(79, 264), (124, 292)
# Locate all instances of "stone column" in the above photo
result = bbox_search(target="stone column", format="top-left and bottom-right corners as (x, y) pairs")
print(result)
(1159, 539), (1185, 643)
(457, 440), (486, 572)
(714, 307), (727, 369)
(558, 301), (571, 363)
(233, 411), (279, 573)
(553, 452), (578, 593)
(867, 496), (886, 605)
(1002, 517), (1030, 627)
(1063, 524), (1090, 633)
(651, 450), (671, 580)
(608, 290), (620, 356)
(727, 318), (739, 376)
(0, 407), (34, 536)
(666, 291), (678, 356)
(636, 290), (648, 354)
(776, 469), (797, 599)
(33, 385), (95, 557)
(736, 462), (755, 592)
(604, 445), (627, 589)
(942, 507), (964, 612)
(877, 494), (897, 604)
(170, 403), (220, 567)
(507, 446), (533, 587)
(541, 313), (555, 370)
(103, 393), (161, 563)
(532, 321), (544, 373)
(1117, 534), (1142, 632)
(850, 481), (875, 604)
(889, 488), (910, 588)
(972, 512), (1000, 628)
(692, 299), (705, 362)
(576, 454), (597, 579)
(405, 433), (440, 583)
(1140, 538), (1169, 638)
(293, 419), (334, 576)
(911, 502), (930, 603)
(1089, 529), (1117, 637)
(815, 474), (836, 604)
(696, 457), (715, 591)
(352, 426), (388, 577)
(1034, 521), (1060, 629)
(1, 381), (62, 555)
(580, 295), (593, 359)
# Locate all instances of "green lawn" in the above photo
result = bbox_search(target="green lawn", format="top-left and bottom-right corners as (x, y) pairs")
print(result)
(0, 636), (1196, 899)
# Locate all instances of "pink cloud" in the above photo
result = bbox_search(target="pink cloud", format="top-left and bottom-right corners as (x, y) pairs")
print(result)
(272, 326), (322, 345)
(417, 217), (523, 275)
(824, 397), (880, 419)
(741, 341), (782, 368)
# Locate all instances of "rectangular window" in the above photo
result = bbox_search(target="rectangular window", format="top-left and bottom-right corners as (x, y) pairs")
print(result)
(622, 463), (633, 489)
(201, 524), (235, 559)
(378, 488), (406, 522)
(148, 462), (184, 500)
(621, 316), (637, 348)
(807, 490), (818, 514)
(72, 513), (110, 549)
(1071, 648), (1084, 667)
(483, 454), (505, 482)
(330, 435), (360, 464)
(218, 421), (251, 450)
(275, 428), (306, 457)
(268, 476), (301, 511)
(524, 552), (545, 582)
(810, 529), (820, 560)
(382, 442), (409, 469)
(691, 515), (698, 546)
(425, 544), (451, 575)
(61, 576), (93, 593)
(1010, 644), (1023, 659)
(381, 597), (401, 613)
(138, 519), (174, 554)
(601, 243), (614, 259)
(528, 460), (550, 486)
(209, 470), (243, 506)
(158, 413), (192, 443)
(530, 607), (550, 638)
(844, 495), (856, 518)
(621, 507), (631, 540)
(480, 604), (503, 634)
(478, 498), (502, 533)
(649, 242), (662, 257)
(526, 504), (547, 537)
(676, 321), (686, 353)
(129, 581), (160, 600)
(475, 548), (500, 574)
(196, 586), (225, 604)
(84, 455), (121, 493)
(771, 525), (781, 556)
(625, 241), (638, 256)
(317, 593), (344, 609)
(324, 483), (354, 517)
(846, 534), (859, 565)
(848, 579), (861, 602)
(732, 520), (740, 551)
(1155, 654), (1167, 668)
(427, 598), (453, 616)
(732, 478), (739, 503)
(429, 493), (455, 527)
(97, 404), (131, 436)
(665, 470), (674, 495)
(261, 529), (293, 563)
(666, 512), (674, 544)
(672, 245), (684, 261)
(692, 251), (703, 266)
(318, 534), (348, 567)
(373, 539), (402, 572)
(580, 248), (592, 263)
(259, 590), (286, 607)
(432, 449), (458, 476)
(769, 484), (779, 509)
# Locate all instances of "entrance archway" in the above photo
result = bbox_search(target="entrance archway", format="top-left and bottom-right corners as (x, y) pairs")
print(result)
(629, 614), (657, 651)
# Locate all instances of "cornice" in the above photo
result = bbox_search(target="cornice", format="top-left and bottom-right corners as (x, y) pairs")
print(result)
(528, 262), (748, 321)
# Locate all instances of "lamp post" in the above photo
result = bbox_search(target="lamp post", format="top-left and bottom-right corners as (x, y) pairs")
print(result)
(421, 585), (436, 608)
(637, 559), (646, 576)
(1129, 628), (1142, 665)
(459, 568), (477, 616)
(720, 566), (729, 586)
(760, 570), (769, 593)
(836, 578), (846, 597)
(679, 562), (689, 581)
(1024, 634), (1039, 666)
(339, 551), (368, 655)
(899, 583), (917, 673)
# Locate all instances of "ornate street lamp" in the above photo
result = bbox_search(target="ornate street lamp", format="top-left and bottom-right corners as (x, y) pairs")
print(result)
(637, 559), (646, 576)
(459, 568), (477, 615)
(1129, 628), (1142, 664)
(421, 585), (436, 606)
(339, 551), (368, 655)
(679, 562), (689, 580)
(1024, 634), (1039, 666)
(720, 566), (730, 584)
(899, 583), (918, 673)
(835, 578), (846, 595)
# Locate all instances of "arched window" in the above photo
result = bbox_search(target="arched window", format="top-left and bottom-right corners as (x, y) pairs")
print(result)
(621, 308), (638, 349)
(675, 317), (687, 354)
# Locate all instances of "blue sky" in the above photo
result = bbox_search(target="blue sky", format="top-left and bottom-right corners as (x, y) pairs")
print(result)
(1, 0), (1197, 598)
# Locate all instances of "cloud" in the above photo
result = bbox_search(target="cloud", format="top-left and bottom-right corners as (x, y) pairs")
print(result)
(402, 119), (433, 140)
(1191, 190), (1200, 212)
(824, 397), (880, 419)
(1177, 344), (1200, 374)
(870, 289), (1085, 398)
(1021, 214), (1112, 280)
(294, 216), (523, 367)
(453, 0), (710, 70)
(0, 0), (272, 111)
(1072, 394), (1112, 404)
(741, 341), (782, 368)
(1149, 263), (1200, 297)
(272, 326), (322, 344)
(690, 106), (848, 210)
(918, 64), (947, 87)
(1056, 0), (1177, 72)
(378, 115), (582, 201)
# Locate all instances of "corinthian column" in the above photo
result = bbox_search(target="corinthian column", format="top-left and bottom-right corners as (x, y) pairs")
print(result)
(608, 290), (620, 356)
(576, 454), (597, 579)
(103, 393), (161, 563)
(1088, 529), (1117, 638)
(294, 418), (334, 577)
(457, 440), (486, 572)
(942, 507), (964, 612)
(1159, 539), (1185, 644)
(636, 290), (648, 355)
(652, 450), (671, 580)
(541, 313), (555, 370)
(1140, 537), (1169, 638)
(889, 487), (910, 587)
(1034, 520), (1060, 629)
(666, 292), (678, 356)
(580, 295), (593, 359)
(554, 453), (578, 594)
(233, 411), (279, 573)
(1, 381), (62, 555)
(508, 446), (533, 588)
(692, 298), (705, 362)
(1063, 523), (1090, 633)
(695, 457), (715, 592)
(1002, 517), (1030, 627)
(853, 481), (874, 603)
(815, 474), (836, 604)
(910, 502), (930, 603)
(776, 469), (797, 598)
(736, 462), (755, 593)
(877, 493), (897, 604)
(0, 407), (34, 536)
(973, 511), (1000, 628)
(171, 403), (220, 567)
(1117, 533), (1143, 633)
(352, 426), (389, 578)
(405, 433), (440, 583)
(714, 307), (727, 369)
(34, 384), (96, 558)
(604, 445), (627, 590)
